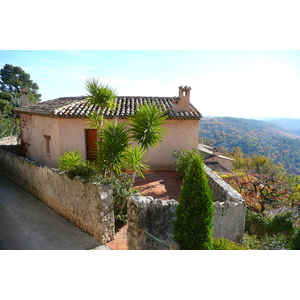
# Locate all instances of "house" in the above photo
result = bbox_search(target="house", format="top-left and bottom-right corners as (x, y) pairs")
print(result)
(199, 144), (234, 174)
(15, 86), (202, 170)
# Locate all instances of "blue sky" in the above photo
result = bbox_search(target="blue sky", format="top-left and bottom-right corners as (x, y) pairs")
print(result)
(1, 50), (300, 119)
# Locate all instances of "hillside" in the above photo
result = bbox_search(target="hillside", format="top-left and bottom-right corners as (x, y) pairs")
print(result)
(199, 117), (300, 175)
(267, 118), (300, 137)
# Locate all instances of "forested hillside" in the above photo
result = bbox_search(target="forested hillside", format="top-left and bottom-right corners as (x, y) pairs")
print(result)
(199, 117), (300, 175)
(268, 118), (300, 137)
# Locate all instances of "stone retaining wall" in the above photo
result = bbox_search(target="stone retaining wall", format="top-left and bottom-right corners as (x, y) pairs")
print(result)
(0, 148), (114, 244)
(127, 165), (246, 250)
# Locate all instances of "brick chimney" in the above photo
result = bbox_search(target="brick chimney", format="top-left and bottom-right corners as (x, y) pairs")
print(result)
(21, 88), (29, 106)
(173, 85), (191, 112)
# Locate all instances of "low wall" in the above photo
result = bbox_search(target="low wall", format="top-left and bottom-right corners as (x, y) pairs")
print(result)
(127, 196), (179, 250)
(0, 148), (114, 244)
(127, 165), (246, 250)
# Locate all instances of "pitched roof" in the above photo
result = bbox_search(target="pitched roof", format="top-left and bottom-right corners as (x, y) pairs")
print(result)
(15, 96), (202, 120)
(198, 144), (234, 161)
(204, 162), (234, 175)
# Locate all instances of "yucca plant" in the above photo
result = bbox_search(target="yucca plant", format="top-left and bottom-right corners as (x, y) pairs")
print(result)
(128, 103), (168, 150)
(97, 120), (129, 176)
(124, 145), (150, 190)
(57, 149), (84, 171)
(85, 77), (118, 129)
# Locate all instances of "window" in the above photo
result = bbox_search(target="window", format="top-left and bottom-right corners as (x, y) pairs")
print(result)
(44, 134), (51, 154)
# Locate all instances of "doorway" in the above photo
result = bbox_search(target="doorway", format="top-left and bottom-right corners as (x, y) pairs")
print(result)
(85, 129), (98, 161)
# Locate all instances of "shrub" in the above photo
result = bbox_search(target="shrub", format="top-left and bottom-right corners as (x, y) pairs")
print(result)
(261, 234), (290, 250)
(245, 209), (272, 238)
(213, 238), (247, 250)
(172, 148), (202, 178)
(57, 149), (84, 171)
(66, 161), (99, 182)
(95, 173), (134, 225)
(174, 152), (214, 250)
(243, 233), (263, 250)
(291, 228), (300, 250)
(269, 212), (295, 238)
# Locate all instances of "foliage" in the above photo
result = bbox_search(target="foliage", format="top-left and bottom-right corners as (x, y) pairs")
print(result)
(124, 145), (150, 189)
(199, 116), (300, 175)
(174, 152), (214, 250)
(57, 150), (133, 224)
(245, 210), (272, 238)
(57, 150), (84, 171)
(172, 148), (202, 178)
(0, 113), (20, 138)
(85, 78), (117, 129)
(221, 154), (298, 213)
(260, 234), (290, 250)
(96, 121), (129, 176)
(242, 233), (263, 250)
(243, 233), (291, 250)
(290, 228), (300, 250)
(0, 64), (41, 103)
(244, 209), (298, 249)
(212, 238), (247, 250)
(128, 104), (168, 150)
(95, 173), (134, 225)
(269, 212), (295, 237)
(66, 161), (99, 182)
(0, 99), (13, 117)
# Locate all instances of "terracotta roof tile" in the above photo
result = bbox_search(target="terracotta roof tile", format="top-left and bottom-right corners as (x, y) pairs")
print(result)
(15, 96), (202, 120)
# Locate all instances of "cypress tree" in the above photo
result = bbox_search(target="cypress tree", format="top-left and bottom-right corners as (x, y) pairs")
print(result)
(174, 153), (214, 250)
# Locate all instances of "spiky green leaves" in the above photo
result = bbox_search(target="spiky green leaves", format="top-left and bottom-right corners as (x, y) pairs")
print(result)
(85, 77), (117, 111)
(97, 121), (129, 175)
(57, 149), (84, 171)
(129, 104), (168, 150)
(124, 145), (149, 179)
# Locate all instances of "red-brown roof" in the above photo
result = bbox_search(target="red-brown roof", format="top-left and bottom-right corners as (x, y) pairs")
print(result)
(15, 96), (202, 120)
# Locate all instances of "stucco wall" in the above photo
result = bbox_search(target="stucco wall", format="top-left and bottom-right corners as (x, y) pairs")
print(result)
(0, 148), (115, 244)
(19, 113), (199, 170)
(20, 114), (60, 168)
(146, 119), (199, 169)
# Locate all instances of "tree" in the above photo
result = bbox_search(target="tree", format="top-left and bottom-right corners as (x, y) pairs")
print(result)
(85, 79), (168, 187)
(128, 103), (168, 150)
(97, 120), (129, 176)
(0, 64), (41, 103)
(174, 152), (214, 250)
(85, 78), (117, 131)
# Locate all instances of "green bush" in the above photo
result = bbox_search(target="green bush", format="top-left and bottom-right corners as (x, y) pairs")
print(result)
(261, 234), (290, 250)
(243, 233), (263, 250)
(95, 173), (134, 225)
(172, 148), (202, 178)
(269, 212), (295, 238)
(213, 238), (247, 250)
(66, 161), (99, 182)
(174, 152), (214, 250)
(245, 209), (272, 238)
(291, 228), (300, 250)
(58, 149), (133, 224)
(57, 150), (84, 171)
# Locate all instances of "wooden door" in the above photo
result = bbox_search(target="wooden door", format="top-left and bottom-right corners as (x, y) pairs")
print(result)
(85, 129), (98, 161)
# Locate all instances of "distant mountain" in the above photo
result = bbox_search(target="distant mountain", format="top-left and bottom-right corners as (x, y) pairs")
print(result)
(199, 117), (300, 175)
(267, 118), (300, 138)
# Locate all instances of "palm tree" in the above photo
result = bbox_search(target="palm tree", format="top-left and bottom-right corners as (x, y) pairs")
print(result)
(97, 120), (129, 176)
(85, 77), (118, 130)
(124, 145), (150, 190)
(128, 103), (168, 150)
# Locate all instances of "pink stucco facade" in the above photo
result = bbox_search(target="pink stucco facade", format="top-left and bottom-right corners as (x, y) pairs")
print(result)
(20, 113), (200, 170)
